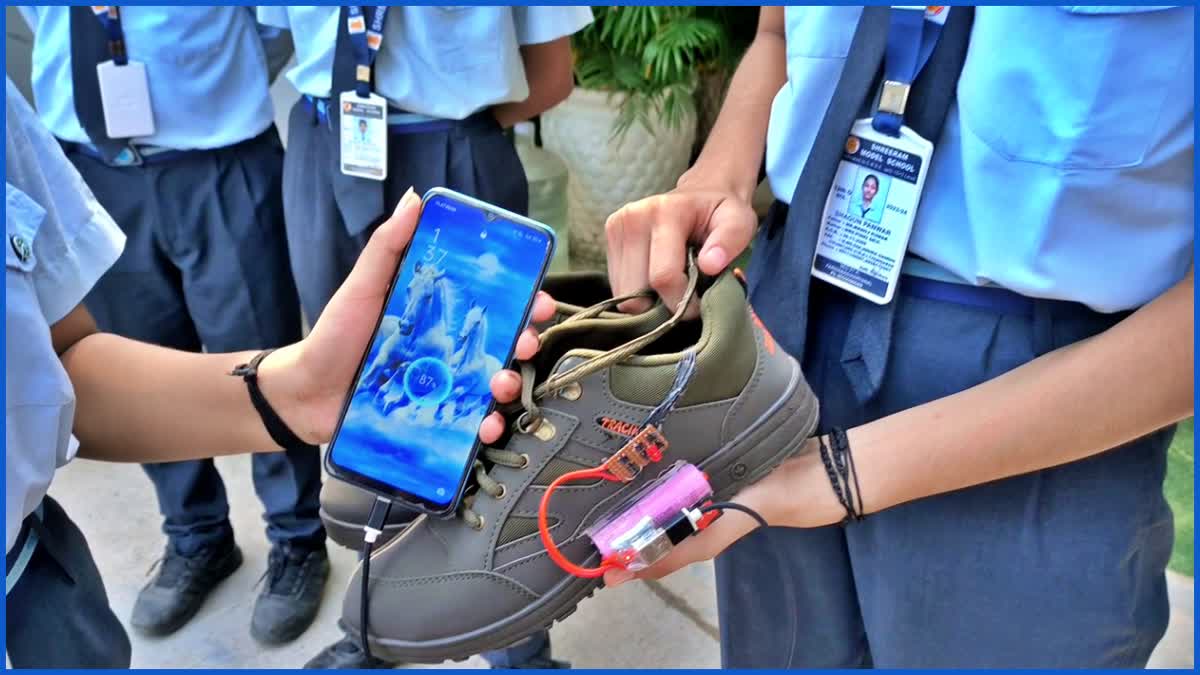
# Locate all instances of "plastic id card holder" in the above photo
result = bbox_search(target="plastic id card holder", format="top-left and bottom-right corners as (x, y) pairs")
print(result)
(97, 60), (155, 139)
(340, 91), (388, 181)
(811, 118), (933, 305)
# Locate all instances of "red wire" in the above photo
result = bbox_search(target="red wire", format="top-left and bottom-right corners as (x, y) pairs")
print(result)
(538, 466), (626, 578)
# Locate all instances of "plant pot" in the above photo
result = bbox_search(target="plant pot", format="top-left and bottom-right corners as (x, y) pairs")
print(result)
(541, 87), (697, 271)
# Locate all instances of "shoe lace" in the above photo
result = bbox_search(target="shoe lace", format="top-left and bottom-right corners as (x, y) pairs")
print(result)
(256, 544), (307, 595)
(145, 548), (195, 587)
(458, 256), (700, 529)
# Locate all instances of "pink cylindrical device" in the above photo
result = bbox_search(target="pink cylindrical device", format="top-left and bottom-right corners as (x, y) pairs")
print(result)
(586, 462), (712, 558)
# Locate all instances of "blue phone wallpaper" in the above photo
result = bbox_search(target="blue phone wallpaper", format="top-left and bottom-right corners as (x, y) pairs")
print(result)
(330, 195), (551, 506)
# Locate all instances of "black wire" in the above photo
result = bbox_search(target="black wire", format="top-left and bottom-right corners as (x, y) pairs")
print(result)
(696, 500), (797, 667)
(360, 538), (373, 658)
(361, 498), (393, 660)
(699, 501), (768, 529)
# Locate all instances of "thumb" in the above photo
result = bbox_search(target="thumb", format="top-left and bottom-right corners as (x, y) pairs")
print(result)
(337, 188), (421, 300)
(697, 199), (757, 276)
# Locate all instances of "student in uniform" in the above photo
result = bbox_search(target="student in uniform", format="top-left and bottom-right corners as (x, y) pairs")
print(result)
(256, 6), (592, 669)
(5, 77), (551, 667)
(18, 6), (330, 645)
(602, 6), (1193, 668)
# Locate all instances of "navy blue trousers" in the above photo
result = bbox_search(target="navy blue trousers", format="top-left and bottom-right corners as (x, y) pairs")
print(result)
(71, 131), (324, 555)
(281, 100), (549, 666)
(716, 276), (1174, 667)
(6, 497), (131, 668)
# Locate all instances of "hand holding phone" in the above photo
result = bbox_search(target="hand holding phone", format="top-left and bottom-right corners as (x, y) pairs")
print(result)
(325, 188), (556, 515)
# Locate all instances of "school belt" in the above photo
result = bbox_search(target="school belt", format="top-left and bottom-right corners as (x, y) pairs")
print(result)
(899, 257), (1098, 320)
(5, 502), (42, 595)
(301, 94), (495, 135)
(59, 128), (276, 168)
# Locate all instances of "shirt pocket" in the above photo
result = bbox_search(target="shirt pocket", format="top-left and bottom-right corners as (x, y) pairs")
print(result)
(416, 6), (504, 73)
(957, 6), (1191, 169)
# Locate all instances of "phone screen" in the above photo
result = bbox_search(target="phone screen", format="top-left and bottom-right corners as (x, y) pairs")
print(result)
(328, 192), (553, 510)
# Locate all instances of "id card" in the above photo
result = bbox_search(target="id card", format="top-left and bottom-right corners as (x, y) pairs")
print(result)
(811, 118), (933, 305)
(340, 91), (388, 181)
(96, 60), (155, 139)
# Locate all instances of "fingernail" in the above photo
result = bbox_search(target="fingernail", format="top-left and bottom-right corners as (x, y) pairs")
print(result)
(397, 187), (418, 210)
(699, 246), (728, 272)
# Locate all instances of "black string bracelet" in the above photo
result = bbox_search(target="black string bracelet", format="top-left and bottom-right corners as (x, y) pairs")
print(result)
(830, 427), (864, 521)
(817, 435), (853, 522)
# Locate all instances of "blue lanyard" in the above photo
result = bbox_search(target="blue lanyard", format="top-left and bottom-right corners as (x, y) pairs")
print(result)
(873, 7), (947, 137)
(91, 5), (128, 66)
(347, 6), (389, 98)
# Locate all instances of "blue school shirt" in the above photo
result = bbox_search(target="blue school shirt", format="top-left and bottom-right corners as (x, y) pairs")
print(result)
(257, 6), (592, 120)
(766, 6), (1194, 312)
(20, 6), (284, 150)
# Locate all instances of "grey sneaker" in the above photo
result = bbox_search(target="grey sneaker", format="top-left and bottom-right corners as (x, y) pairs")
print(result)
(342, 264), (819, 662)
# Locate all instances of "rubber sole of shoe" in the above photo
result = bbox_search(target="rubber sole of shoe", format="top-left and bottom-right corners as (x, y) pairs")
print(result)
(130, 545), (244, 637)
(349, 358), (819, 663)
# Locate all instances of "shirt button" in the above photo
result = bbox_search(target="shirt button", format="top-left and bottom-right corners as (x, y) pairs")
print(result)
(10, 235), (31, 264)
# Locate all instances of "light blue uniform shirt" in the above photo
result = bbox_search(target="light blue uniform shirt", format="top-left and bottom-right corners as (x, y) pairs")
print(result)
(257, 6), (593, 120)
(767, 6), (1195, 312)
(20, 6), (285, 150)
(5, 78), (125, 552)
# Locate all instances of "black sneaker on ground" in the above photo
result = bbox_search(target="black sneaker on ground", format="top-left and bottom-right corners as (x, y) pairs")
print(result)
(251, 542), (331, 645)
(304, 634), (395, 669)
(130, 539), (243, 636)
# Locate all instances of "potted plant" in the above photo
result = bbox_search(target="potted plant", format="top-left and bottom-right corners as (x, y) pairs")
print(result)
(541, 6), (740, 270)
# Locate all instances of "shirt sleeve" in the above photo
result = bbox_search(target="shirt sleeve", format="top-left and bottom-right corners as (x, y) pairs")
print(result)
(256, 5), (291, 30)
(5, 78), (124, 324)
(17, 6), (39, 32)
(512, 6), (593, 46)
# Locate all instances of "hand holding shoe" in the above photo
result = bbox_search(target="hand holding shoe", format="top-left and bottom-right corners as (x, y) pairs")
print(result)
(605, 177), (758, 317)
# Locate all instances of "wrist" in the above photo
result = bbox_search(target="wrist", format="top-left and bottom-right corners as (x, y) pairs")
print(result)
(254, 343), (322, 446)
(760, 437), (848, 528)
(676, 165), (756, 204)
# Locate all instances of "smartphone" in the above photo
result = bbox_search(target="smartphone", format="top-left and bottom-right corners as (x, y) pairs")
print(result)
(324, 188), (556, 515)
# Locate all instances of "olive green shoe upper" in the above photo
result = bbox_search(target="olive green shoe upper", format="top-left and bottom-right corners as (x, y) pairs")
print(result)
(341, 268), (819, 662)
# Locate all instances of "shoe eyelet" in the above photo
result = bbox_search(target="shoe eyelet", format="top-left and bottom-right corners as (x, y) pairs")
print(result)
(515, 412), (539, 435)
(533, 419), (557, 442)
(494, 484), (507, 500)
(559, 382), (583, 401)
(472, 516), (486, 531)
(518, 453), (531, 469)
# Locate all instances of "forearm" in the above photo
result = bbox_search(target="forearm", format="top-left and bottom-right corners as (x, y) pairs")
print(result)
(493, 37), (575, 128)
(62, 334), (300, 462)
(845, 271), (1193, 516)
(677, 9), (787, 201)
(759, 273), (1195, 529)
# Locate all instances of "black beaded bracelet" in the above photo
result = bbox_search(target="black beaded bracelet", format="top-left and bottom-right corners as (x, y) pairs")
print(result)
(230, 349), (312, 451)
(817, 434), (854, 524)
(830, 427), (864, 521)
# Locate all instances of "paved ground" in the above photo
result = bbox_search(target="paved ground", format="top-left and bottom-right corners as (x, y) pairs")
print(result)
(50, 455), (1192, 669)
